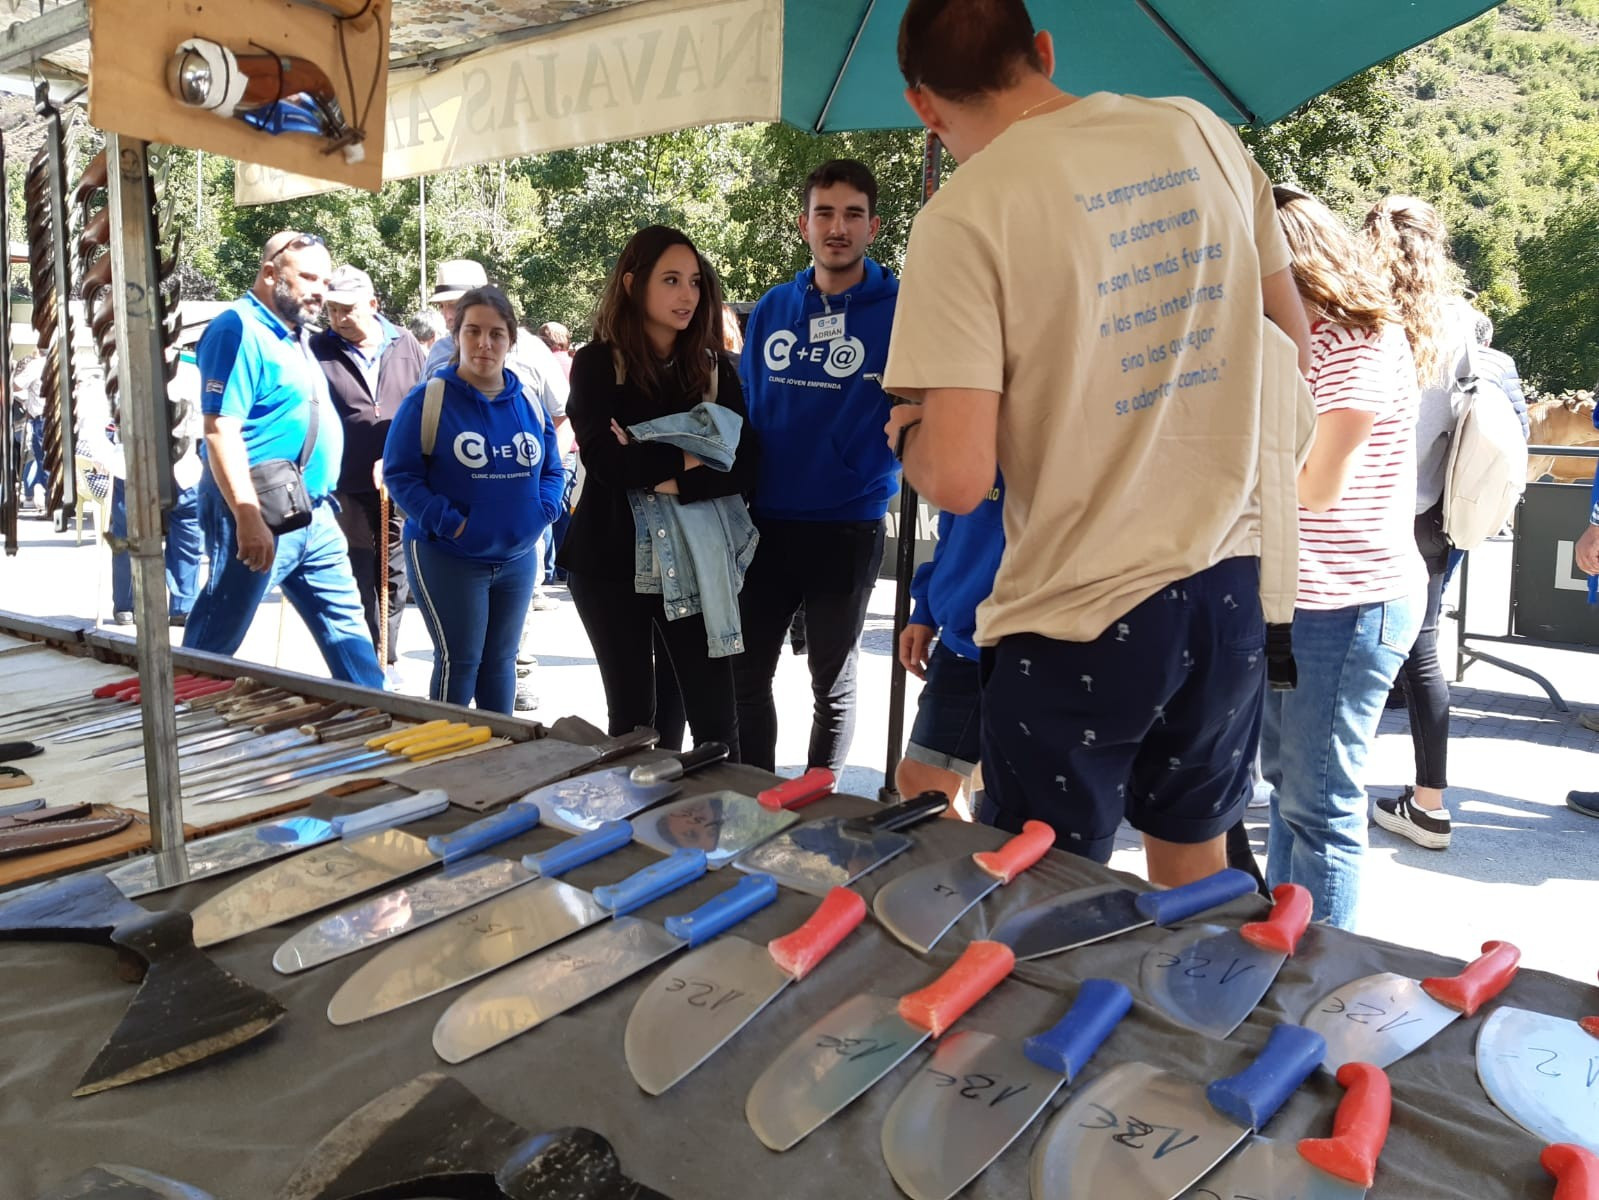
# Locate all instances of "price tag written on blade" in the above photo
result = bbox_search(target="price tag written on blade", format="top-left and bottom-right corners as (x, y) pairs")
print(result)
(921, 1063), (1035, 1111)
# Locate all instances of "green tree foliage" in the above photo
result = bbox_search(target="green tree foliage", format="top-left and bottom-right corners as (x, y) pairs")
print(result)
(1497, 190), (1599, 391)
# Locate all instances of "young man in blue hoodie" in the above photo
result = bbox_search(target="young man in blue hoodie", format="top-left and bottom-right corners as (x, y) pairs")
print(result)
(735, 159), (901, 774)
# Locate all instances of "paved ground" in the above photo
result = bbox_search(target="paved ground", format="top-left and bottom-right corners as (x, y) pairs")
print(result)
(2, 511), (1594, 984)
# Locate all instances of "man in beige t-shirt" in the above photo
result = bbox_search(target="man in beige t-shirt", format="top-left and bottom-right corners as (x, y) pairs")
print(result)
(882, 0), (1311, 885)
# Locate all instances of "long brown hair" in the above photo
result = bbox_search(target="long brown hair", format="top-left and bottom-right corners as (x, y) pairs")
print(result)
(1274, 189), (1397, 331)
(593, 226), (716, 399)
(1363, 195), (1457, 389)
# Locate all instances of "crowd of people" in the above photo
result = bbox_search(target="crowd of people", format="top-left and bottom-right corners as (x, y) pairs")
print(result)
(9, 0), (1567, 932)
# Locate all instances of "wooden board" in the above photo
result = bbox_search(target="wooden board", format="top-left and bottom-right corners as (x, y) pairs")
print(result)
(88, 0), (389, 193)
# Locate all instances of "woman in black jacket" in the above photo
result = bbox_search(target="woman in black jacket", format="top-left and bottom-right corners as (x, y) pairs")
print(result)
(558, 226), (758, 755)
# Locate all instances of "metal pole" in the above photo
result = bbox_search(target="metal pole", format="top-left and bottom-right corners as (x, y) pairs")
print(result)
(106, 133), (183, 852)
(418, 174), (427, 309)
(195, 149), (203, 224)
(879, 131), (943, 802)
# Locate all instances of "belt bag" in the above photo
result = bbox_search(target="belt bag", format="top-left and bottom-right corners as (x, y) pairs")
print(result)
(250, 396), (319, 535)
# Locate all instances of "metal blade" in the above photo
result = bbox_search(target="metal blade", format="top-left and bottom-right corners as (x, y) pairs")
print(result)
(882, 1030), (1067, 1200)
(188, 827), (439, 947)
(175, 726), (314, 773)
(746, 993), (928, 1150)
(631, 790), (800, 869)
(872, 855), (999, 953)
(274, 856), (537, 973)
(105, 815), (336, 897)
(991, 885), (1147, 960)
(433, 916), (683, 1063)
(532, 767), (677, 833)
(1031, 1062), (1247, 1200)
(326, 879), (608, 1024)
(735, 816), (911, 895)
(1302, 973), (1458, 1073)
(1141, 925), (1287, 1039)
(1180, 1133), (1368, 1199)
(187, 748), (392, 804)
(1475, 1006), (1599, 1152)
(624, 935), (791, 1094)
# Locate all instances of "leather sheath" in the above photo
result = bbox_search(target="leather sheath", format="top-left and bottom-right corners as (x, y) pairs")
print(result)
(0, 811), (133, 858)
(0, 741), (43, 763)
(0, 766), (34, 790)
(0, 802), (91, 828)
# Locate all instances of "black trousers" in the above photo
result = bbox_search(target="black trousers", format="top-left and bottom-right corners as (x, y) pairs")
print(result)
(568, 571), (739, 758)
(1398, 502), (1450, 789)
(334, 488), (407, 665)
(732, 518), (885, 773)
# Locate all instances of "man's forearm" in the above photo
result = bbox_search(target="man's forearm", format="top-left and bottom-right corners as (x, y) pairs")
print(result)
(203, 424), (259, 518)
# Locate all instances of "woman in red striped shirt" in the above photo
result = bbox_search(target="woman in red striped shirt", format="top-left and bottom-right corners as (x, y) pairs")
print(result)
(1259, 188), (1428, 929)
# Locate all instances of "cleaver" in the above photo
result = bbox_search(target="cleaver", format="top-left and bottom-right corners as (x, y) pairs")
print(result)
(1179, 1062), (1393, 1200)
(881, 978), (1133, 1200)
(529, 742), (727, 833)
(630, 766), (836, 869)
(1476, 990), (1599, 1153)
(1304, 939), (1521, 1074)
(624, 886), (867, 1095)
(1141, 883), (1313, 1039)
(1030, 1023), (1327, 1200)
(733, 790), (950, 894)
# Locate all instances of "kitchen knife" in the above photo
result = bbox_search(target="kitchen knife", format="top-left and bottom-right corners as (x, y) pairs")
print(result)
(1141, 882), (1313, 1039)
(105, 814), (339, 898)
(432, 866), (779, 1064)
(529, 742), (729, 833)
(623, 886), (867, 1094)
(1178, 1062), (1393, 1200)
(177, 711), (393, 783)
(1476, 988), (1599, 1152)
(46, 678), (236, 741)
(154, 706), (376, 775)
(734, 790), (950, 895)
(1304, 940), (1521, 1073)
(630, 766), (836, 868)
(1030, 1023), (1327, 1200)
(871, 821), (1056, 953)
(989, 868), (1258, 962)
(745, 940), (1018, 1151)
(324, 823), (684, 1025)
(881, 978), (1133, 1200)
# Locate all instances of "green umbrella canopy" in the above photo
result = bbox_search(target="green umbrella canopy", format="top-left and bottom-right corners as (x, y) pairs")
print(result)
(783, 0), (1502, 131)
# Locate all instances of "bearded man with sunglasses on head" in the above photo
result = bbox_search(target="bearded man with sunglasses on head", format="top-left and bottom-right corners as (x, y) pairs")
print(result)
(183, 230), (384, 688)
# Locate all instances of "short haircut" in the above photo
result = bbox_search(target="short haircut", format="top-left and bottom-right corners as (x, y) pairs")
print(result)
(898, 0), (1045, 101)
(802, 159), (879, 217)
(408, 309), (445, 345)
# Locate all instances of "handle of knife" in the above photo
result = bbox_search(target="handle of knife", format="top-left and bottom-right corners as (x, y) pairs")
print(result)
(1022, 978), (1134, 1082)
(427, 799), (542, 862)
(973, 820), (1055, 884)
(331, 788), (451, 837)
(757, 766), (836, 810)
(406, 726), (493, 761)
(595, 848), (707, 914)
(846, 790), (950, 834)
(899, 940), (1016, 1038)
(1205, 1023), (1326, 1132)
(391, 722), (471, 753)
(91, 674), (142, 698)
(1296, 1062), (1391, 1189)
(522, 820), (633, 877)
(1135, 867), (1257, 926)
(1240, 883), (1313, 956)
(317, 712), (391, 741)
(1583, 1013), (1599, 1041)
(630, 741), (730, 785)
(1421, 940), (1521, 1015)
(175, 677), (231, 700)
(664, 871), (778, 947)
(768, 887), (866, 981)
(365, 719), (450, 750)
(258, 702), (340, 733)
(1545, 1144), (1599, 1200)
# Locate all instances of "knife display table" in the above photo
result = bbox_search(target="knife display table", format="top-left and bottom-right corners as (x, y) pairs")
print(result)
(1, 771), (1589, 1199)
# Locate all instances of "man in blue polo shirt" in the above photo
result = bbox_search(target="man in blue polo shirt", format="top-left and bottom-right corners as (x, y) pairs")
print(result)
(182, 231), (383, 688)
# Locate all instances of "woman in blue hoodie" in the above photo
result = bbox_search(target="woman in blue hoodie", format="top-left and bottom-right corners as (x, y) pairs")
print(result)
(383, 286), (564, 713)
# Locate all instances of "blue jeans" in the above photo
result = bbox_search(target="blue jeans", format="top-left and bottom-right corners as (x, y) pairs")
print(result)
(24, 418), (48, 495)
(1262, 594), (1423, 929)
(110, 479), (203, 617)
(406, 536), (536, 714)
(183, 479), (383, 689)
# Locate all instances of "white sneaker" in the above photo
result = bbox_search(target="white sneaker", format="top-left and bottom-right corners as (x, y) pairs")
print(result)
(383, 664), (405, 691)
(1247, 781), (1273, 809)
(516, 646), (539, 667)
(530, 591), (560, 612)
(514, 680), (539, 711)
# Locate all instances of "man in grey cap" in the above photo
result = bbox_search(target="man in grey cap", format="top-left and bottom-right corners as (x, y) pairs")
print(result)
(310, 263), (426, 688)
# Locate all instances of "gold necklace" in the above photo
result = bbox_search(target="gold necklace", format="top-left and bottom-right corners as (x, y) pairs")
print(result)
(1016, 92), (1068, 121)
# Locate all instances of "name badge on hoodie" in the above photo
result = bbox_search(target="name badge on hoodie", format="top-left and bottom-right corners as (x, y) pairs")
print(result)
(810, 312), (846, 343)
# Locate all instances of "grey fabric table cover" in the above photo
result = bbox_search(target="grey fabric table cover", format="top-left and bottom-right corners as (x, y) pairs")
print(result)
(0, 763), (1584, 1199)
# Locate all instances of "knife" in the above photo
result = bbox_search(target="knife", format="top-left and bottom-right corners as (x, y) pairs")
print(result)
(734, 790), (950, 895)
(1029, 1023), (1327, 1200)
(323, 823), (687, 1024)
(432, 866), (780, 1064)
(630, 766), (837, 868)
(1476, 989), (1599, 1153)
(130, 704), (365, 773)
(177, 711), (394, 783)
(105, 814), (340, 898)
(988, 868), (1258, 961)
(187, 788), (512, 947)
(871, 821), (1056, 953)
(46, 678), (237, 741)
(529, 742), (730, 833)
(1179, 1062), (1393, 1200)
(1304, 940), (1521, 1073)
(1545, 1144), (1599, 1200)
(624, 886), (867, 1095)
(1141, 882), (1313, 1039)
(881, 978), (1133, 1200)
(745, 940), (1018, 1151)
(92, 699), (343, 763)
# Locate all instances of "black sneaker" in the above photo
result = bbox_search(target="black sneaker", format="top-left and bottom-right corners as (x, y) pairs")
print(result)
(1567, 791), (1599, 819)
(1373, 788), (1452, 850)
